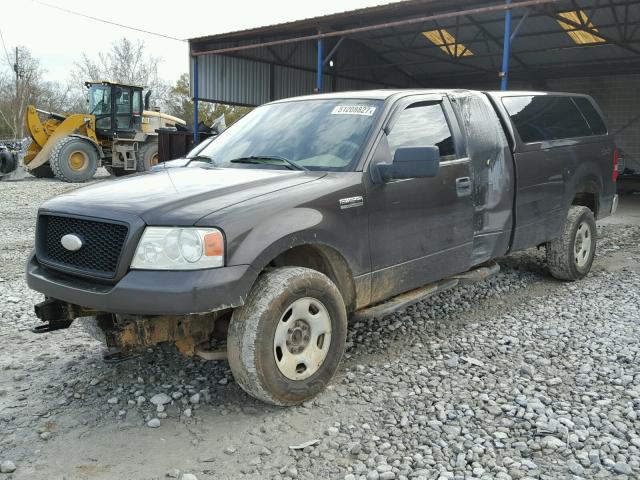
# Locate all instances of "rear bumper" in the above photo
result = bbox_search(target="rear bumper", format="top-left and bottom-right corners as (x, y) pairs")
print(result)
(26, 252), (257, 316)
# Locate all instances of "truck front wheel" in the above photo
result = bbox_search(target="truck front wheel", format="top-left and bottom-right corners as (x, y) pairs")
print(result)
(545, 206), (597, 281)
(227, 267), (347, 406)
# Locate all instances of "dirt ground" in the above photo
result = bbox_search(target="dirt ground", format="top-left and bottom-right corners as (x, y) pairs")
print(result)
(1, 176), (639, 480)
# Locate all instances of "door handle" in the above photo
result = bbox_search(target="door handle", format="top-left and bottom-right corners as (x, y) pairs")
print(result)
(456, 177), (471, 197)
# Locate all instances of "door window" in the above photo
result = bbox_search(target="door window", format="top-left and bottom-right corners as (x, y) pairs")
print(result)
(387, 102), (456, 160)
(115, 87), (132, 130)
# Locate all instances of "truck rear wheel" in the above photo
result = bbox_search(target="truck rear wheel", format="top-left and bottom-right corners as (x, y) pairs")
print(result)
(227, 267), (347, 406)
(545, 206), (597, 281)
(49, 137), (99, 183)
(136, 142), (159, 172)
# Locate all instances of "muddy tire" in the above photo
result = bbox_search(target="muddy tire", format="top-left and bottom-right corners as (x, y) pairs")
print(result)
(29, 164), (55, 178)
(545, 206), (597, 281)
(227, 267), (347, 406)
(136, 142), (159, 172)
(49, 137), (99, 183)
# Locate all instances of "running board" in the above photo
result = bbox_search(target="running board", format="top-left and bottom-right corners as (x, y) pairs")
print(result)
(450, 261), (500, 285)
(353, 261), (499, 321)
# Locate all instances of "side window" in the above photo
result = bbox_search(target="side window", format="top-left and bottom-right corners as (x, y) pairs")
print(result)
(387, 102), (456, 160)
(573, 97), (607, 135)
(132, 90), (142, 115)
(502, 95), (592, 143)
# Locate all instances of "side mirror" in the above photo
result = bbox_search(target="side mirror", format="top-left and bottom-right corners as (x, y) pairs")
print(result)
(377, 146), (440, 182)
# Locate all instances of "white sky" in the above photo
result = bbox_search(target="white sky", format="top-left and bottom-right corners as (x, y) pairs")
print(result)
(3, 0), (399, 84)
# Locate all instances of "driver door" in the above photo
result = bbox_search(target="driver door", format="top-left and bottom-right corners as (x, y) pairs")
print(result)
(365, 96), (474, 303)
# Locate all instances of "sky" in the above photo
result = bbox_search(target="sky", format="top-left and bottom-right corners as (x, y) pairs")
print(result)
(1, 0), (400, 85)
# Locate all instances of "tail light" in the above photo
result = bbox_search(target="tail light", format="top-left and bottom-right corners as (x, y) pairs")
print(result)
(612, 147), (619, 182)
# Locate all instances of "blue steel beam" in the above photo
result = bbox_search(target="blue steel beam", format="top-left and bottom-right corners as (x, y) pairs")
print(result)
(193, 56), (199, 142)
(500, 0), (513, 91)
(316, 38), (324, 92)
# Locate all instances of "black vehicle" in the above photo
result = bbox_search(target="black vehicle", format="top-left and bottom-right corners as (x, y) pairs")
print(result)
(26, 89), (618, 405)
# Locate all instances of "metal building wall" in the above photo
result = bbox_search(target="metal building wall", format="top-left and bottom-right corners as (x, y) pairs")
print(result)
(189, 37), (407, 106)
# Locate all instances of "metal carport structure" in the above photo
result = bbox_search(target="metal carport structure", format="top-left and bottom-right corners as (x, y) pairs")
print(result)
(188, 0), (640, 169)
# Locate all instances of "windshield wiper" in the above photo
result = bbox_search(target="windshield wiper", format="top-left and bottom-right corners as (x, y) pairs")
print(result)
(229, 155), (307, 171)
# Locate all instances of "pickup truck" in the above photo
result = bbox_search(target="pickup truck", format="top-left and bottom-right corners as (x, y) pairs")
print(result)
(26, 89), (618, 406)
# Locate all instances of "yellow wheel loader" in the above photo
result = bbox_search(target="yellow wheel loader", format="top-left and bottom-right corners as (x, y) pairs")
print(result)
(22, 81), (185, 182)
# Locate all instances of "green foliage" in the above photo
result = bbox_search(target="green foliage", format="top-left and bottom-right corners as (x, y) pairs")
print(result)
(164, 73), (252, 127)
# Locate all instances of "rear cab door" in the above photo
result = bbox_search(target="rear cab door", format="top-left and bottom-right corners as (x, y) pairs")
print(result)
(364, 94), (474, 303)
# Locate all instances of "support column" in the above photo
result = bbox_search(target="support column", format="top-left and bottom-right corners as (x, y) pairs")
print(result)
(500, 0), (512, 91)
(193, 55), (199, 143)
(316, 38), (324, 93)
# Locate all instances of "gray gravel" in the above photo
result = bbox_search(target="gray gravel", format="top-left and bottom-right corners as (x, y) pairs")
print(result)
(1, 176), (639, 479)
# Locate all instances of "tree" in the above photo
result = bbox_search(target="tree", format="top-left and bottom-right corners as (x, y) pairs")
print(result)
(0, 46), (43, 138)
(165, 73), (251, 127)
(73, 38), (170, 111)
(0, 46), (82, 139)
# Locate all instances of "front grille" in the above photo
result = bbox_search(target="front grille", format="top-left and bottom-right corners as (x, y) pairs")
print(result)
(38, 215), (129, 278)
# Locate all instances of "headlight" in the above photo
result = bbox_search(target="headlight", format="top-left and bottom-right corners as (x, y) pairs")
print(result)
(131, 227), (224, 270)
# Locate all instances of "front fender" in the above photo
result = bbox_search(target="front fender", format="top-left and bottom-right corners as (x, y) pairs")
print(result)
(227, 206), (358, 273)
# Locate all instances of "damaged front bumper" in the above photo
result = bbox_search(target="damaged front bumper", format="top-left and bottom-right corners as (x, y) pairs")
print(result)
(26, 252), (257, 316)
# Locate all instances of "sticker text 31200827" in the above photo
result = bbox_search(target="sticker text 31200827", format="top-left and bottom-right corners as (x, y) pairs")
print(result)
(331, 105), (376, 116)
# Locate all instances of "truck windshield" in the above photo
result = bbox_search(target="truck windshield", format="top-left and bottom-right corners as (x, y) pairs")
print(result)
(88, 85), (112, 116)
(198, 99), (382, 172)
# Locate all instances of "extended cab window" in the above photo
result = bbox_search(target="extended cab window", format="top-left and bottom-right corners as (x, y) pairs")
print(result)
(573, 96), (607, 135)
(502, 95), (592, 143)
(387, 103), (456, 160)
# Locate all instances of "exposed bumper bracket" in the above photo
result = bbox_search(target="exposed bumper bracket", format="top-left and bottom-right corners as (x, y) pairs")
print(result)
(31, 320), (73, 334)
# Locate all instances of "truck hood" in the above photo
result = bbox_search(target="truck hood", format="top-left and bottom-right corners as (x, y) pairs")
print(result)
(41, 167), (326, 225)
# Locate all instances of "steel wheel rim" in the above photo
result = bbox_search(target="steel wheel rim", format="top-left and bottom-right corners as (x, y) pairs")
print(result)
(150, 151), (159, 166)
(273, 297), (332, 381)
(574, 221), (592, 268)
(68, 150), (89, 171)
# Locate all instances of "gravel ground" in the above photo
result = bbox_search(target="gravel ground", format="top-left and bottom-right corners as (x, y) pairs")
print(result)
(1, 176), (639, 480)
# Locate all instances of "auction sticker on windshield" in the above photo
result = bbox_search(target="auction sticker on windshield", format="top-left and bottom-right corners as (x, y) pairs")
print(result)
(331, 105), (376, 116)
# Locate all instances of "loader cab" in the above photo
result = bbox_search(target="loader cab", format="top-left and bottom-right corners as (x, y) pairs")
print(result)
(87, 81), (144, 139)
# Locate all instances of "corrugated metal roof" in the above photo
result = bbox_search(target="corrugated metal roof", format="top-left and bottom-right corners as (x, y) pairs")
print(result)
(189, 0), (640, 106)
(189, 0), (463, 43)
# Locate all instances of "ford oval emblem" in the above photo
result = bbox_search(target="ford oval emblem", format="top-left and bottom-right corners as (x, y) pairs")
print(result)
(61, 234), (83, 252)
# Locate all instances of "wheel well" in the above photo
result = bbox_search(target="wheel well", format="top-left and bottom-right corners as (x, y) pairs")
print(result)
(267, 245), (356, 312)
(68, 134), (102, 158)
(572, 190), (598, 217)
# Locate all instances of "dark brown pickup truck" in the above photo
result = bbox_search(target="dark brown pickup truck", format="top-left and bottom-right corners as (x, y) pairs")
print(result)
(27, 89), (618, 405)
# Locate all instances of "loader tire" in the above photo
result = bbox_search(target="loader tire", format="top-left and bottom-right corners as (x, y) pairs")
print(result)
(29, 164), (55, 178)
(50, 137), (99, 183)
(136, 142), (159, 172)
